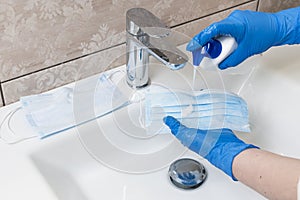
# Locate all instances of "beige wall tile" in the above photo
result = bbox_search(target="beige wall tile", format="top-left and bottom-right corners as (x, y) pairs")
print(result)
(2, 44), (125, 104)
(258, 0), (300, 12)
(174, 1), (258, 43)
(2, 1), (258, 104)
(0, 0), (255, 82)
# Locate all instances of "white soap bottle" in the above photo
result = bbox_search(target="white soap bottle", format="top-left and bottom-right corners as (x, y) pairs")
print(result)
(200, 36), (237, 70)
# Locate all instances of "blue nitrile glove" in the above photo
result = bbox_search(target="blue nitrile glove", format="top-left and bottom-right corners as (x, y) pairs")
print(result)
(163, 116), (258, 180)
(187, 7), (300, 69)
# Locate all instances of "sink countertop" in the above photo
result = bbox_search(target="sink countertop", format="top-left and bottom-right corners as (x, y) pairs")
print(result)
(0, 66), (263, 200)
(0, 100), (265, 200)
(2, 45), (300, 199)
(0, 66), (127, 200)
(0, 101), (59, 200)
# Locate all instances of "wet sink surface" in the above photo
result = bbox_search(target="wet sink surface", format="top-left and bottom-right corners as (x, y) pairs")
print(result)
(29, 45), (300, 200)
(29, 59), (266, 200)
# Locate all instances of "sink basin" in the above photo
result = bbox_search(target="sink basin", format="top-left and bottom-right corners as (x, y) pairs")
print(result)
(28, 45), (300, 200)
(237, 45), (300, 158)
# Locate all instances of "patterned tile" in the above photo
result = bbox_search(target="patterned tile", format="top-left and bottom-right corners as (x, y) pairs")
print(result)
(0, 0), (254, 82)
(2, 1), (258, 105)
(2, 44), (125, 104)
(174, 1), (258, 45)
(258, 0), (300, 12)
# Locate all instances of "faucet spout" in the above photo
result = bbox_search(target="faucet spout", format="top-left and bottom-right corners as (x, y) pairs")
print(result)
(126, 8), (188, 88)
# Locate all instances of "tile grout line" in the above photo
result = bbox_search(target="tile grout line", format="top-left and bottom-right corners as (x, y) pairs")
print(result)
(1, 42), (126, 84)
(256, 0), (260, 11)
(170, 0), (256, 29)
(0, 83), (6, 106)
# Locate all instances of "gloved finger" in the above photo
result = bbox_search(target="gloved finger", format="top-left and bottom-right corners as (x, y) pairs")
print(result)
(163, 116), (200, 149)
(163, 116), (183, 135)
(186, 38), (203, 52)
(198, 21), (240, 45)
(218, 45), (248, 69)
(187, 20), (239, 52)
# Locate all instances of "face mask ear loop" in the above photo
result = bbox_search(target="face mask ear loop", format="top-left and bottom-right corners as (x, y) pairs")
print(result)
(137, 92), (146, 129)
(0, 107), (37, 145)
(237, 65), (257, 95)
(140, 82), (173, 134)
(105, 69), (126, 82)
(108, 69), (147, 129)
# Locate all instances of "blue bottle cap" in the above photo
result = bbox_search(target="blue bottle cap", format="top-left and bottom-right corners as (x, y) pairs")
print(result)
(204, 39), (222, 59)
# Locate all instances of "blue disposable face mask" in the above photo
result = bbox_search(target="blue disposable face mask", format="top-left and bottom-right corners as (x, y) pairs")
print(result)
(145, 88), (250, 134)
(20, 72), (129, 139)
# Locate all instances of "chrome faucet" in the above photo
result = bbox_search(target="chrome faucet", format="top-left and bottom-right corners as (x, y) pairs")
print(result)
(126, 8), (188, 88)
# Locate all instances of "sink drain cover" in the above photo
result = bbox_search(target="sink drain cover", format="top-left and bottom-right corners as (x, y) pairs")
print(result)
(168, 158), (207, 189)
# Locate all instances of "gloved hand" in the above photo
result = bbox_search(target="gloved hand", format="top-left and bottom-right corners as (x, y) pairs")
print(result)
(186, 7), (300, 69)
(164, 116), (258, 180)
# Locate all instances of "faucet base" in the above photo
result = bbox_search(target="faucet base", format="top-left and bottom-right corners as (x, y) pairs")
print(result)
(127, 78), (150, 89)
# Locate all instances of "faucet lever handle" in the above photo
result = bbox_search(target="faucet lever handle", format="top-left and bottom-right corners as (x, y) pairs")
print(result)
(126, 8), (170, 38)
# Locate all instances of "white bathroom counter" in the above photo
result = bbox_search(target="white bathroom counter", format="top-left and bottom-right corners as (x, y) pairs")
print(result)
(0, 65), (127, 200)
(1, 45), (300, 199)
(0, 102), (59, 200)
(0, 65), (264, 200)
(0, 102), (264, 200)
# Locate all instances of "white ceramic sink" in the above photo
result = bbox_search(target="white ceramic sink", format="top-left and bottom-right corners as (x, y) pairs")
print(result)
(236, 45), (300, 159)
(26, 45), (300, 200)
